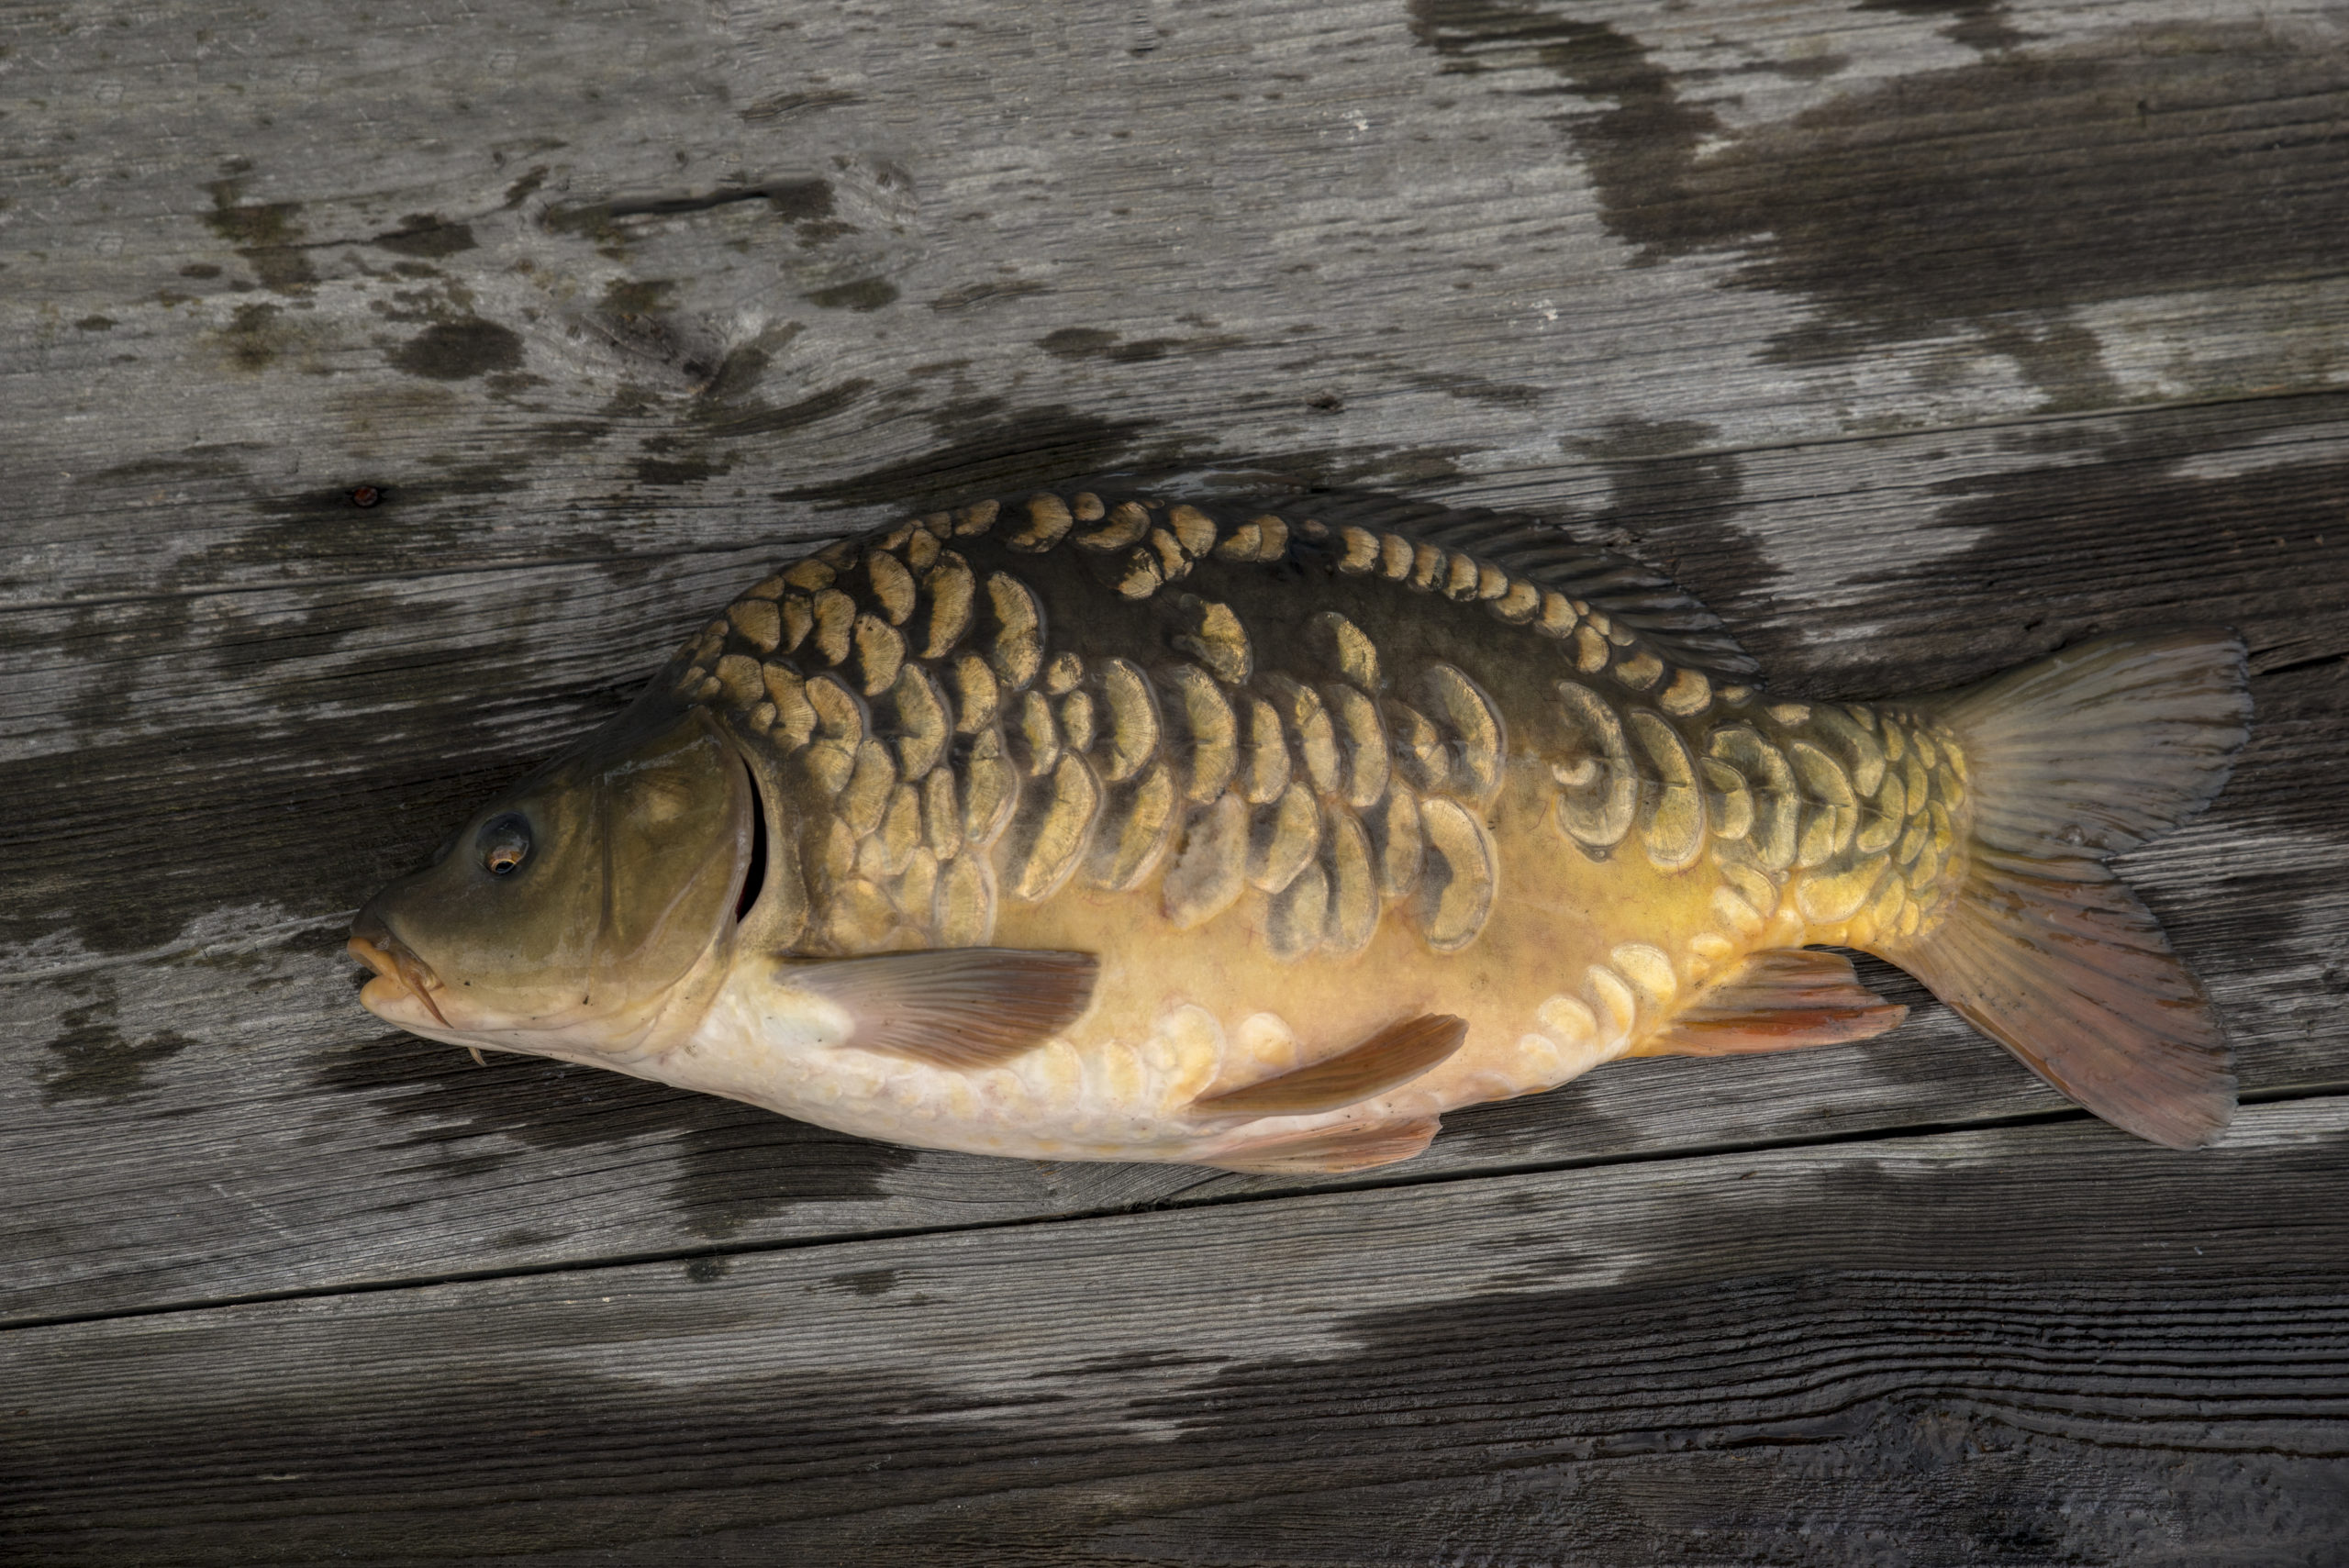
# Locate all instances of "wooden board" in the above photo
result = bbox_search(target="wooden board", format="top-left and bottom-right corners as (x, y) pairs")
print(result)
(10, 0), (2349, 608)
(6, 0), (2348, 1551)
(6, 1104), (2346, 1564)
(6, 391), (2344, 1326)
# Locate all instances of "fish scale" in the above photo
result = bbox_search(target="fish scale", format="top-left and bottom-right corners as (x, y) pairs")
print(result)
(353, 485), (2252, 1169)
(674, 489), (1967, 982)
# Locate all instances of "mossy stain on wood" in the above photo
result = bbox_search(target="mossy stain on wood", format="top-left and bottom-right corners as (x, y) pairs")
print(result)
(827, 1268), (897, 1296)
(689, 377), (871, 442)
(540, 201), (626, 250)
(760, 178), (833, 222)
(634, 451), (729, 486)
(201, 178), (316, 292)
(388, 318), (524, 381)
(805, 276), (900, 312)
(502, 165), (549, 207)
(0, 584), (551, 953)
(372, 213), (476, 258)
(929, 278), (1052, 312)
(1410, 8), (2349, 399)
(1040, 328), (1119, 360)
(219, 302), (285, 373)
(600, 278), (678, 317)
(777, 405), (1159, 510)
(40, 997), (193, 1106)
(1858, 0), (2027, 54)
(1556, 417), (1786, 656)
(1038, 328), (1216, 362)
(527, 417), (616, 454)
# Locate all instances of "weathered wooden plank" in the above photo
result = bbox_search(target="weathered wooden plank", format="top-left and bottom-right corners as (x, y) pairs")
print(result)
(12, 390), (2345, 949)
(5, 1103), (2345, 1564)
(8, 4), (2344, 1545)
(5, 395), (2343, 1325)
(7, 0), (2347, 606)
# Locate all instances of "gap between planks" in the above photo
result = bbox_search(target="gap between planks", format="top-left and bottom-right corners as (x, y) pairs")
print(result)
(7, 1081), (2344, 1340)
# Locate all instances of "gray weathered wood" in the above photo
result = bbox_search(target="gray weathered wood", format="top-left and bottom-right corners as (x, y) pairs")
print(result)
(6, 0), (2348, 1551)
(6, 1104), (2345, 1564)
(8, 0), (2349, 608)
(4, 389), (2344, 1324)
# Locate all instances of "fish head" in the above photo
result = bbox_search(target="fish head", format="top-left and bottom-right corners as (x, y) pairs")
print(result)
(351, 700), (761, 1062)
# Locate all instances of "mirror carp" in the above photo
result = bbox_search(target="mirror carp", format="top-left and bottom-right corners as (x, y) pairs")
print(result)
(352, 489), (2249, 1173)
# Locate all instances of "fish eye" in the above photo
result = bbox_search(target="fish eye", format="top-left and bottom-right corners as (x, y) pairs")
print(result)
(478, 813), (531, 877)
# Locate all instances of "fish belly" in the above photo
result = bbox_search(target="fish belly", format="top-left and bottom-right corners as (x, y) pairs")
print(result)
(989, 764), (1739, 1115)
(669, 762), (1754, 1165)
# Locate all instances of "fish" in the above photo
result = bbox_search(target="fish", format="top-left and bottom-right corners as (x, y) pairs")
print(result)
(351, 487), (2252, 1172)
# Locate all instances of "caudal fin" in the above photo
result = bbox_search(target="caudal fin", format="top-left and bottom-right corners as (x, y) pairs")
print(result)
(1878, 629), (2251, 1149)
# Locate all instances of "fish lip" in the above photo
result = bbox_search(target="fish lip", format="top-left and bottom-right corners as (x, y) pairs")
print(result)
(348, 910), (452, 1029)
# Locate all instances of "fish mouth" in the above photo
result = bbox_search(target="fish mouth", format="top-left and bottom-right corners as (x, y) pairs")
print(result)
(349, 909), (452, 1029)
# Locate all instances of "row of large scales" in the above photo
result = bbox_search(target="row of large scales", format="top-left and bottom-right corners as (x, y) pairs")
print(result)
(668, 490), (1969, 973)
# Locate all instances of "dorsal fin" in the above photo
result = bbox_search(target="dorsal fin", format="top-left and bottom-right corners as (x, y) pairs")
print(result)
(1630, 948), (1908, 1057)
(1190, 1012), (1467, 1117)
(1285, 491), (1759, 678)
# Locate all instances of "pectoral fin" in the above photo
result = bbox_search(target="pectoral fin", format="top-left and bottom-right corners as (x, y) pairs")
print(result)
(1205, 1115), (1442, 1174)
(1630, 948), (1907, 1057)
(1192, 1012), (1467, 1117)
(790, 949), (1098, 1069)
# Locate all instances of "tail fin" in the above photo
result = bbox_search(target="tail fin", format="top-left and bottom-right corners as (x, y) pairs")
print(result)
(1877, 629), (2251, 1149)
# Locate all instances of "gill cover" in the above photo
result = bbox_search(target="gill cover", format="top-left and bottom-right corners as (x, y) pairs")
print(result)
(580, 710), (756, 993)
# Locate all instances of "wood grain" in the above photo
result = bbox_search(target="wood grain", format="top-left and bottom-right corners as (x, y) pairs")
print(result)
(6, 0), (2347, 1551)
(7, 0), (2347, 607)
(6, 1104), (2345, 1564)
(0, 383), (2330, 1323)
(4, 387), (2344, 1329)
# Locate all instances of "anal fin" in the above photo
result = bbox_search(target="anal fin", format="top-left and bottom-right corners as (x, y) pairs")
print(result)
(1205, 1116), (1442, 1175)
(1191, 1013), (1467, 1117)
(1631, 949), (1908, 1058)
(790, 949), (1097, 1069)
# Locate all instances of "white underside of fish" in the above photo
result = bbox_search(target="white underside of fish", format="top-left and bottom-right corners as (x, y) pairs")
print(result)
(672, 968), (1641, 1167)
